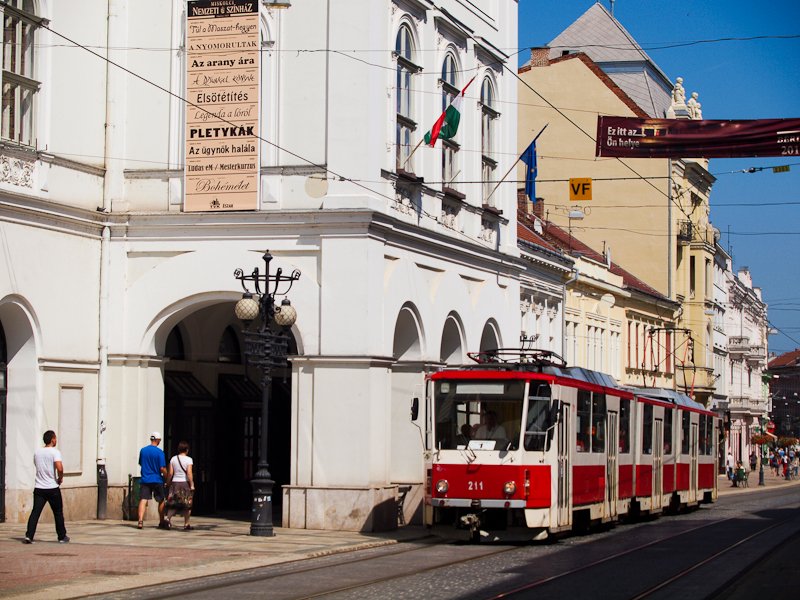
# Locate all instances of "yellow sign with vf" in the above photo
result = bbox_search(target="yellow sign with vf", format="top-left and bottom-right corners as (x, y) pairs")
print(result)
(569, 178), (592, 201)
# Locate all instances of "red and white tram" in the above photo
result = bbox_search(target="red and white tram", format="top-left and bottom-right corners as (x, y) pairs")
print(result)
(417, 349), (719, 541)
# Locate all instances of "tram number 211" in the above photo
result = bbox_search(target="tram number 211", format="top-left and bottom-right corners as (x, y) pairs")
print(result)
(467, 481), (484, 491)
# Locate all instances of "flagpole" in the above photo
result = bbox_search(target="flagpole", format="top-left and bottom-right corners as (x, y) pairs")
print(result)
(401, 138), (426, 171)
(483, 124), (548, 204)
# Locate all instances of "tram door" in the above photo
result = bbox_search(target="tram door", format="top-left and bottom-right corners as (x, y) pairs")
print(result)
(689, 422), (699, 503)
(556, 402), (571, 527)
(652, 420), (664, 510)
(606, 412), (618, 520)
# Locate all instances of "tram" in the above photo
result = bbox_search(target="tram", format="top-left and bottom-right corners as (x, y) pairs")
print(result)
(415, 349), (719, 541)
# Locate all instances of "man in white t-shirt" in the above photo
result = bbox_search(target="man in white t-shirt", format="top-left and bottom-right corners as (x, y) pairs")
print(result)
(24, 430), (69, 543)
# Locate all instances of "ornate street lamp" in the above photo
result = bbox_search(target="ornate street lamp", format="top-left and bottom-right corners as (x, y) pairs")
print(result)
(234, 251), (300, 537)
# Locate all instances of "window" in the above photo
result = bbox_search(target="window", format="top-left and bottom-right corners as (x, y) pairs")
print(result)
(577, 390), (606, 453)
(577, 390), (591, 452)
(681, 411), (690, 454)
(218, 326), (242, 363)
(440, 53), (459, 189)
(395, 25), (417, 170)
(480, 77), (498, 204)
(2, 0), (39, 146)
(689, 256), (696, 298)
(524, 382), (554, 451)
(642, 403), (653, 455)
(699, 413), (707, 455)
(619, 399), (631, 453)
(664, 408), (673, 454)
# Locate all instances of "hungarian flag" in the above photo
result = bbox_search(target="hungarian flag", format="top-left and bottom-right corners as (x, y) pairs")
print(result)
(424, 76), (475, 147)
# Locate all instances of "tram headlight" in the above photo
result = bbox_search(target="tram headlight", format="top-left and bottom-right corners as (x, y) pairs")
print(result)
(435, 479), (449, 494)
(503, 481), (517, 496)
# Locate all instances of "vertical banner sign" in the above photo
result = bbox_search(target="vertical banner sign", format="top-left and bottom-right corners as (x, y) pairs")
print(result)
(185, 0), (260, 212)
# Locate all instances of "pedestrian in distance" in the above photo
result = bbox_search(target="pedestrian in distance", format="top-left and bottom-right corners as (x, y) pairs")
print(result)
(24, 430), (69, 544)
(165, 440), (195, 530)
(137, 431), (168, 530)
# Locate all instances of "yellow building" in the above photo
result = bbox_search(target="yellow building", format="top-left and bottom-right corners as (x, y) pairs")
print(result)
(519, 205), (679, 389)
(517, 3), (717, 403)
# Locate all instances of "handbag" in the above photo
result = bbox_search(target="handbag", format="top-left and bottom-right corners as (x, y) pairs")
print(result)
(167, 456), (194, 509)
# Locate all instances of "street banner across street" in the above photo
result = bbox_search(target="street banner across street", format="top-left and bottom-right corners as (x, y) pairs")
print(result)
(596, 116), (800, 159)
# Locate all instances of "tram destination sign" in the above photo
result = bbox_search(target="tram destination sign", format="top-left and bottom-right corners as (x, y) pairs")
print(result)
(596, 116), (800, 159)
(185, 0), (260, 212)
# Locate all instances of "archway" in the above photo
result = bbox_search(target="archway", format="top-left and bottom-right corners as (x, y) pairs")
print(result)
(0, 321), (6, 522)
(440, 313), (465, 365)
(160, 302), (296, 517)
(479, 319), (502, 352)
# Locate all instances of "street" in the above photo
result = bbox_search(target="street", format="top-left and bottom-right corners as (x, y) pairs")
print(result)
(79, 484), (800, 600)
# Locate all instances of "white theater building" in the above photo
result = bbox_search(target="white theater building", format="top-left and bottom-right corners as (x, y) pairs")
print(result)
(0, 0), (568, 530)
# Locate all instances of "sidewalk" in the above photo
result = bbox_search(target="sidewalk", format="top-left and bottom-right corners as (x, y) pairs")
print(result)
(717, 466), (800, 495)
(0, 516), (429, 599)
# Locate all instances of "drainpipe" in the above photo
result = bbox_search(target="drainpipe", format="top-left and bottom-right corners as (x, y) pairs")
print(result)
(97, 0), (125, 518)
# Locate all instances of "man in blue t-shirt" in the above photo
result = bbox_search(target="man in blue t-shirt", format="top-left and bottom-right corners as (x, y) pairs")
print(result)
(137, 432), (168, 529)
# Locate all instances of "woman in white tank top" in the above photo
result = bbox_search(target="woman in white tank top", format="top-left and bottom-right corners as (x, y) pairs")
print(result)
(165, 440), (195, 530)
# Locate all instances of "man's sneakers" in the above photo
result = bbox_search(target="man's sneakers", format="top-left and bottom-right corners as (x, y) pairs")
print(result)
(23, 536), (34, 544)
(23, 535), (69, 543)
(58, 536), (70, 543)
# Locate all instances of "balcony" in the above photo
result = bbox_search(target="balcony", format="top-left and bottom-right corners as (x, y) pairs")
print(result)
(727, 396), (768, 417)
(746, 345), (766, 367)
(728, 336), (750, 359)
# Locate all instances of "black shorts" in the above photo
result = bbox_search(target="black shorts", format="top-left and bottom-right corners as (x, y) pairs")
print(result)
(140, 482), (165, 502)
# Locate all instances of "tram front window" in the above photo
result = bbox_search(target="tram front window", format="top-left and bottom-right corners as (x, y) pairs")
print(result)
(434, 380), (525, 450)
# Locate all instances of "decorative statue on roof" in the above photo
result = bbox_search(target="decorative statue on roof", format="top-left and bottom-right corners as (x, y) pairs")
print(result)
(687, 91), (702, 119)
(672, 77), (686, 105)
(667, 77), (688, 118)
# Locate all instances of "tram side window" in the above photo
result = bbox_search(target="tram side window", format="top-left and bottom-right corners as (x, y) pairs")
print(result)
(681, 411), (690, 454)
(576, 390), (591, 452)
(664, 408), (673, 455)
(591, 394), (606, 453)
(642, 404), (653, 455)
(699, 413), (708, 455)
(619, 399), (631, 453)
(524, 383), (553, 452)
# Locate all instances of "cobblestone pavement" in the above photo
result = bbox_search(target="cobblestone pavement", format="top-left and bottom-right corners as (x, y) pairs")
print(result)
(1, 471), (796, 599)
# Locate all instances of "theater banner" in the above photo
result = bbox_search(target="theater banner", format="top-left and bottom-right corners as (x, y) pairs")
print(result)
(185, 0), (260, 212)
(596, 117), (800, 159)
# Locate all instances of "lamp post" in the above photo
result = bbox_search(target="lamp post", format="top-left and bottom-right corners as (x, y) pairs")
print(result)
(233, 251), (300, 537)
(759, 416), (765, 486)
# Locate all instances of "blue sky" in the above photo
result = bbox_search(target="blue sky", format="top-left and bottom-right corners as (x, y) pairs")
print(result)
(518, 0), (800, 356)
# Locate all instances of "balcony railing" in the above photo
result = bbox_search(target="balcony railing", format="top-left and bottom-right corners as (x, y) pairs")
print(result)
(747, 345), (766, 366)
(728, 336), (750, 358)
(727, 396), (768, 416)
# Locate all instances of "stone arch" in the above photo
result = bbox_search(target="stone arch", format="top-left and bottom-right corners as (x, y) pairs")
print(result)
(0, 295), (40, 522)
(479, 318), (502, 352)
(141, 292), (302, 515)
(440, 311), (465, 365)
(392, 302), (424, 360)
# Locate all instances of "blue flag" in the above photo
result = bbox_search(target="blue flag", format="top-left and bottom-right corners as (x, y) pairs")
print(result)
(520, 140), (537, 202)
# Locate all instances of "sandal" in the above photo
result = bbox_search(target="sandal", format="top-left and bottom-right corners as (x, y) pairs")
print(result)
(183, 524), (192, 531)
(137, 521), (143, 529)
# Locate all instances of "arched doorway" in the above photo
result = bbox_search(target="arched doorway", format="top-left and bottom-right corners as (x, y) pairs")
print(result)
(0, 321), (6, 522)
(161, 303), (295, 518)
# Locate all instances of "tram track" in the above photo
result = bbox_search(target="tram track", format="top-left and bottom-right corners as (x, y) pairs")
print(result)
(89, 537), (515, 600)
(485, 495), (800, 600)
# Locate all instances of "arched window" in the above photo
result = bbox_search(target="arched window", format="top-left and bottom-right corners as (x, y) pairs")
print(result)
(2, 0), (40, 146)
(218, 326), (242, 364)
(395, 24), (418, 171)
(440, 52), (460, 190)
(480, 77), (499, 204)
(165, 327), (185, 361)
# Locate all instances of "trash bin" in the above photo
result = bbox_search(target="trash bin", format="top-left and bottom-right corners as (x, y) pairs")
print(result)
(124, 475), (141, 521)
